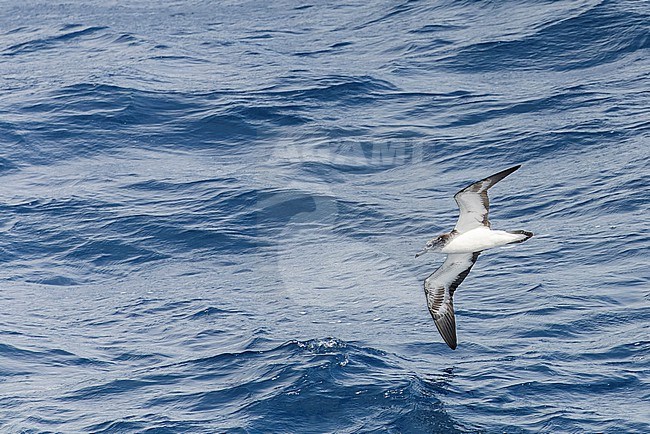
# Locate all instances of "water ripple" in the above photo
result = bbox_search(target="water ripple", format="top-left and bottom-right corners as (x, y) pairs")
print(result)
(0, 0), (648, 432)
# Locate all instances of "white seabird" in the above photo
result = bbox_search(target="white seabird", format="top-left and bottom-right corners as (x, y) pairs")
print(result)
(415, 165), (532, 350)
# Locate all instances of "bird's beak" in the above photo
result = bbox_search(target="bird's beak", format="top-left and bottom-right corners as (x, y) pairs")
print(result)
(415, 248), (428, 258)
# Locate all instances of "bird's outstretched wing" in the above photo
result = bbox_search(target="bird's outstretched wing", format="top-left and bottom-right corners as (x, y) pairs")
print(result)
(424, 252), (480, 350)
(453, 165), (520, 233)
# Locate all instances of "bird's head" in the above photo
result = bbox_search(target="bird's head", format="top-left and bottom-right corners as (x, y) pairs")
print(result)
(415, 234), (448, 258)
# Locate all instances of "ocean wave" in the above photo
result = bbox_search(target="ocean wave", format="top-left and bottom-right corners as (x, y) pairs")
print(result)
(55, 338), (465, 433)
(0, 0), (648, 432)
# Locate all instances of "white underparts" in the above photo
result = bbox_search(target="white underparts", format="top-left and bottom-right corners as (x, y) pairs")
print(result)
(441, 227), (527, 254)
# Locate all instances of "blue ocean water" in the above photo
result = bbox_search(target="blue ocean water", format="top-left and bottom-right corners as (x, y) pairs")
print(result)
(1, 0), (649, 432)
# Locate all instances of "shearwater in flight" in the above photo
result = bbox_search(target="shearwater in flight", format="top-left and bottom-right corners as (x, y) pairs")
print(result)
(415, 165), (532, 350)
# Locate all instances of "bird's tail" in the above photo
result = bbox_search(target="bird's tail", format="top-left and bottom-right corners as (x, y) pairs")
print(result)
(507, 230), (533, 244)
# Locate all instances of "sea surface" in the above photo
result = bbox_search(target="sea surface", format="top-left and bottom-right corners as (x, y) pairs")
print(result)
(1, 1), (648, 432)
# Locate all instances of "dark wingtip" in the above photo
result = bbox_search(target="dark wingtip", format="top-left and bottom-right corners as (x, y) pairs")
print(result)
(499, 164), (521, 178)
(436, 323), (458, 350)
(444, 332), (458, 350)
(458, 164), (522, 196)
